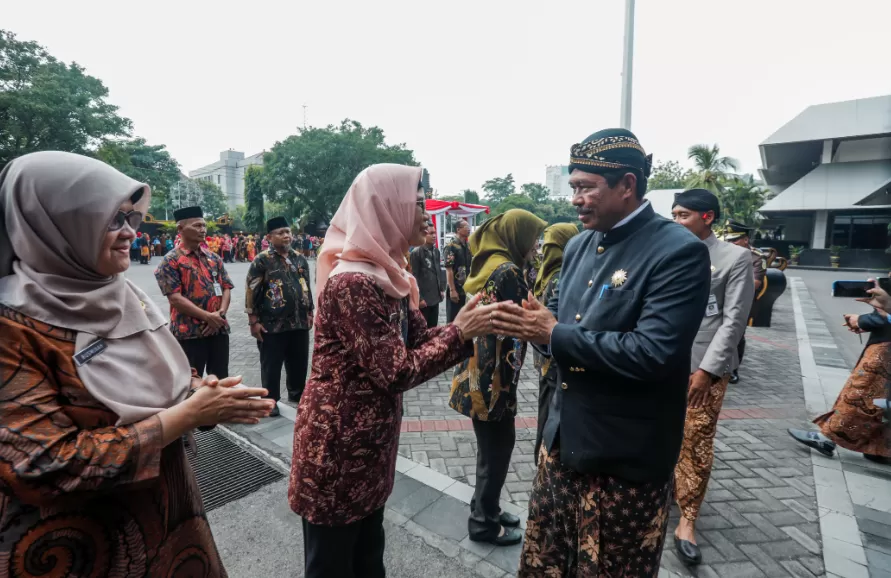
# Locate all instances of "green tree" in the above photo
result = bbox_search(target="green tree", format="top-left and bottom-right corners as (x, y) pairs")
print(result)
(95, 138), (181, 215)
(686, 144), (740, 193)
(263, 119), (418, 223)
(463, 189), (480, 204)
(244, 166), (266, 233)
(520, 183), (551, 204)
(493, 194), (537, 215)
(0, 30), (131, 167)
(648, 160), (695, 191)
(196, 180), (228, 220)
(482, 174), (516, 205)
(719, 175), (766, 226)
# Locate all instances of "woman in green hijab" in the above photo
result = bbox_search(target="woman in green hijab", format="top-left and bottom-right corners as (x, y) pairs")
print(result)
(448, 209), (546, 547)
(530, 223), (579, 463)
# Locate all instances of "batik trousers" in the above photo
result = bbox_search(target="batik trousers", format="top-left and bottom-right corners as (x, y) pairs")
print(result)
(517, 447), (673, 577)
(674, 374), (730, 521)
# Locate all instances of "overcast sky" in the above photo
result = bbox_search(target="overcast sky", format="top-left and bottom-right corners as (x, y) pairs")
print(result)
(6, 0), (891, 196)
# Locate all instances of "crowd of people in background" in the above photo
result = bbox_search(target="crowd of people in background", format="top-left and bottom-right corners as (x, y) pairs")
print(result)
(126, 230), (324, 266)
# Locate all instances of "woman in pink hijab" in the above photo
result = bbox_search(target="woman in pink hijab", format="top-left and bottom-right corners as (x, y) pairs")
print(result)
(289, 164), (498, 577)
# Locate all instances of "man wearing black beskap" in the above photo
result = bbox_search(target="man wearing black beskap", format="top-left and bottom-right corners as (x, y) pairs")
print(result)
(492, 128), (711, 577)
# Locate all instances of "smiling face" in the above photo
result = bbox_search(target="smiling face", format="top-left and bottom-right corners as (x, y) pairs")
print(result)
(672, 204), (714, 240)
(569, 170), (638, 232)
(409, 190), (429, 247)
(95, 192), (149, 276)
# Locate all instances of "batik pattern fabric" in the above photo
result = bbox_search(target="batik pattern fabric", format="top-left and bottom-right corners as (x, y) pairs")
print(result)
(674, 375), (730, 521)
(0, 306), (226, 578)
(154, 246), (234, 340)
(289, 273), (472, 526)
(814, 342), (891, 457)
(443, 238), (471, 295)
(449, 263), (527, 422)
(244, 249), (314, 332)
(518, 447), (672, 578)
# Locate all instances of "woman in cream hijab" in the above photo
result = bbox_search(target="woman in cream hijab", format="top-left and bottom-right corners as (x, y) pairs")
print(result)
(0, 151), (273, 578)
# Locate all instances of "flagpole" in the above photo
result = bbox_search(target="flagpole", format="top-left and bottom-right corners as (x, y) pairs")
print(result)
(620, 0), (636, 129)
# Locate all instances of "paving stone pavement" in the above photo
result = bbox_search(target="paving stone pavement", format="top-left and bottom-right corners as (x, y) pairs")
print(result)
(129, 262), (836, 577)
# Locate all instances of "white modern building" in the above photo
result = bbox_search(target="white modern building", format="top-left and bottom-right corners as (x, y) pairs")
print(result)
(189, 150), (265, 210)
(545, 165), (573, 199)
(758, 95), (891, 265)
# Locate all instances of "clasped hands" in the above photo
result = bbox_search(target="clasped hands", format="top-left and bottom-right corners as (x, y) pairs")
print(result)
(454, 291), (556, 345)
(187, 374), (275, 427)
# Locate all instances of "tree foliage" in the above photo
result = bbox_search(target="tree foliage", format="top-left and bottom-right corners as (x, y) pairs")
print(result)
(686, 144), (740, 193)
(0, 30), (131, 167)
(719, 174), (766, 226)
(95, 138), (182, 215)
(263, 119), (418, 223)
(520, 182), (551, 204)
(648, 160), (695, 191)
(243, 166), (266, 233)
(482, 174), (516, 205)
(463, 189), (480, 204)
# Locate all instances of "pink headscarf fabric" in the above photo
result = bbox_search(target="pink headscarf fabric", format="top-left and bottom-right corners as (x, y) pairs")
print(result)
(317, 164), (423, 309)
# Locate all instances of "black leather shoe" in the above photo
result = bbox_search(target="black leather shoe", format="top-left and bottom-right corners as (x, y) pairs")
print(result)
(675, 538), (702, 566)
(729, 371), (740, 384)
(499, 511), (521, 528)
(470, 527), (523, 547)
(268, 404), (281, 418)
(788, 429), (835, 457)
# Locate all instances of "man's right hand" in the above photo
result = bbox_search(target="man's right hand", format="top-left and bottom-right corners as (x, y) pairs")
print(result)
(450, 289), (460, 303)
(204, 311), (226, 331)
(250, 322), (267, 342)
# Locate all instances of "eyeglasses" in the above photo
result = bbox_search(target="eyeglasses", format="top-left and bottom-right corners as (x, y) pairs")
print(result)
(108, 210), (144, 232)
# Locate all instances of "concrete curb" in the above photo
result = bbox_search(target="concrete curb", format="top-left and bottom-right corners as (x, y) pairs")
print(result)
(790, 277), (870, 578)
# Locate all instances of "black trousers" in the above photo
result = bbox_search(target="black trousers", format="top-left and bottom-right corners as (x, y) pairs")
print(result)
(446, 290), (465, 324)
(738, 334), (746, 367)
(259, 329), (310, 402)
(469, 418), (516, 539)
(420, 304), (439, 328)
(302, 507), (385, 578)
(178, 334), (229, 378)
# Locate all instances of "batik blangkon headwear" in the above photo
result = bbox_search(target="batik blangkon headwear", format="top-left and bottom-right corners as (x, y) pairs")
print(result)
(672, 188), (721, 221)
(569, 128), (653, 188)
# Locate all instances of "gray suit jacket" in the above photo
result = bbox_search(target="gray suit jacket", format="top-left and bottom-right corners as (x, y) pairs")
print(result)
(692, 234), (755, 376)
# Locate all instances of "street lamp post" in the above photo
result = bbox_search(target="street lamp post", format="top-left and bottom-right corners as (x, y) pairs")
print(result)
(620, 0), (636, 129)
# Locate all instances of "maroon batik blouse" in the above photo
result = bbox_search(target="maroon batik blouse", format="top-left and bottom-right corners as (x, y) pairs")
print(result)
(288, 272), (473, 526)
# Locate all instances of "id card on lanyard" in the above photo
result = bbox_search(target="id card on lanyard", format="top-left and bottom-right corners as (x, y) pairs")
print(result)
(211, 267), (223, 296)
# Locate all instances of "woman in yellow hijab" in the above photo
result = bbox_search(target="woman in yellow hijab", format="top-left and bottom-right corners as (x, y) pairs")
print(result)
(530, 223), (579, 463)
(448, 208), (546, 547)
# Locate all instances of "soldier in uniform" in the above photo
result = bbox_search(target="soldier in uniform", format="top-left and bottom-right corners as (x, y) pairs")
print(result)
(492, 128), (711, 577)
(670, 190), (755, 565)
(443, 220), (472, 323)
(722, 220), (766, 383)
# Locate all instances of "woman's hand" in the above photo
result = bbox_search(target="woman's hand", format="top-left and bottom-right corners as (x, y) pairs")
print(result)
(452, 294), (502, 340)
(186, 376), (274, 427)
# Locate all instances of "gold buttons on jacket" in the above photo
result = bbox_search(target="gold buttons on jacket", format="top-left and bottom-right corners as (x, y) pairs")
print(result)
(597, 246), (605, 254)
(561, 382), (568, 390)
(569, 367), (585, 372)
(588, 280), (593, 288)
(575, 314), (581, 321)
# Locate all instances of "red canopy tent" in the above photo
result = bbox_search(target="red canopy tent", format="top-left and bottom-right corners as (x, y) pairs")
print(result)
(424, 199), (490, 247)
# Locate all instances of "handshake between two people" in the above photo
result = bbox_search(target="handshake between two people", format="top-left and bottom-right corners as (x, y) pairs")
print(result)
(451, 291), (557, 345)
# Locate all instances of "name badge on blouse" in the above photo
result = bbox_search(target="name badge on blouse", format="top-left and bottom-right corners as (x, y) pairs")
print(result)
(213, 282), (223, 297)
(299, 278), (309, 292)
(705, 294), (719, 317)
(74, 339), (107, 367)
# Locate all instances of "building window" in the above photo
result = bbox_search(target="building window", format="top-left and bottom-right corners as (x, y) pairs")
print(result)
(217, 175), (221, 184)
(831, 215), (891, 249)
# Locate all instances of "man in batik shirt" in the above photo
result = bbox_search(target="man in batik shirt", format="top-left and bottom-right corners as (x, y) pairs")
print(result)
(245, 217), (314, 416)
(155, 206), (234, 378)
(443, 220), (472, 323)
